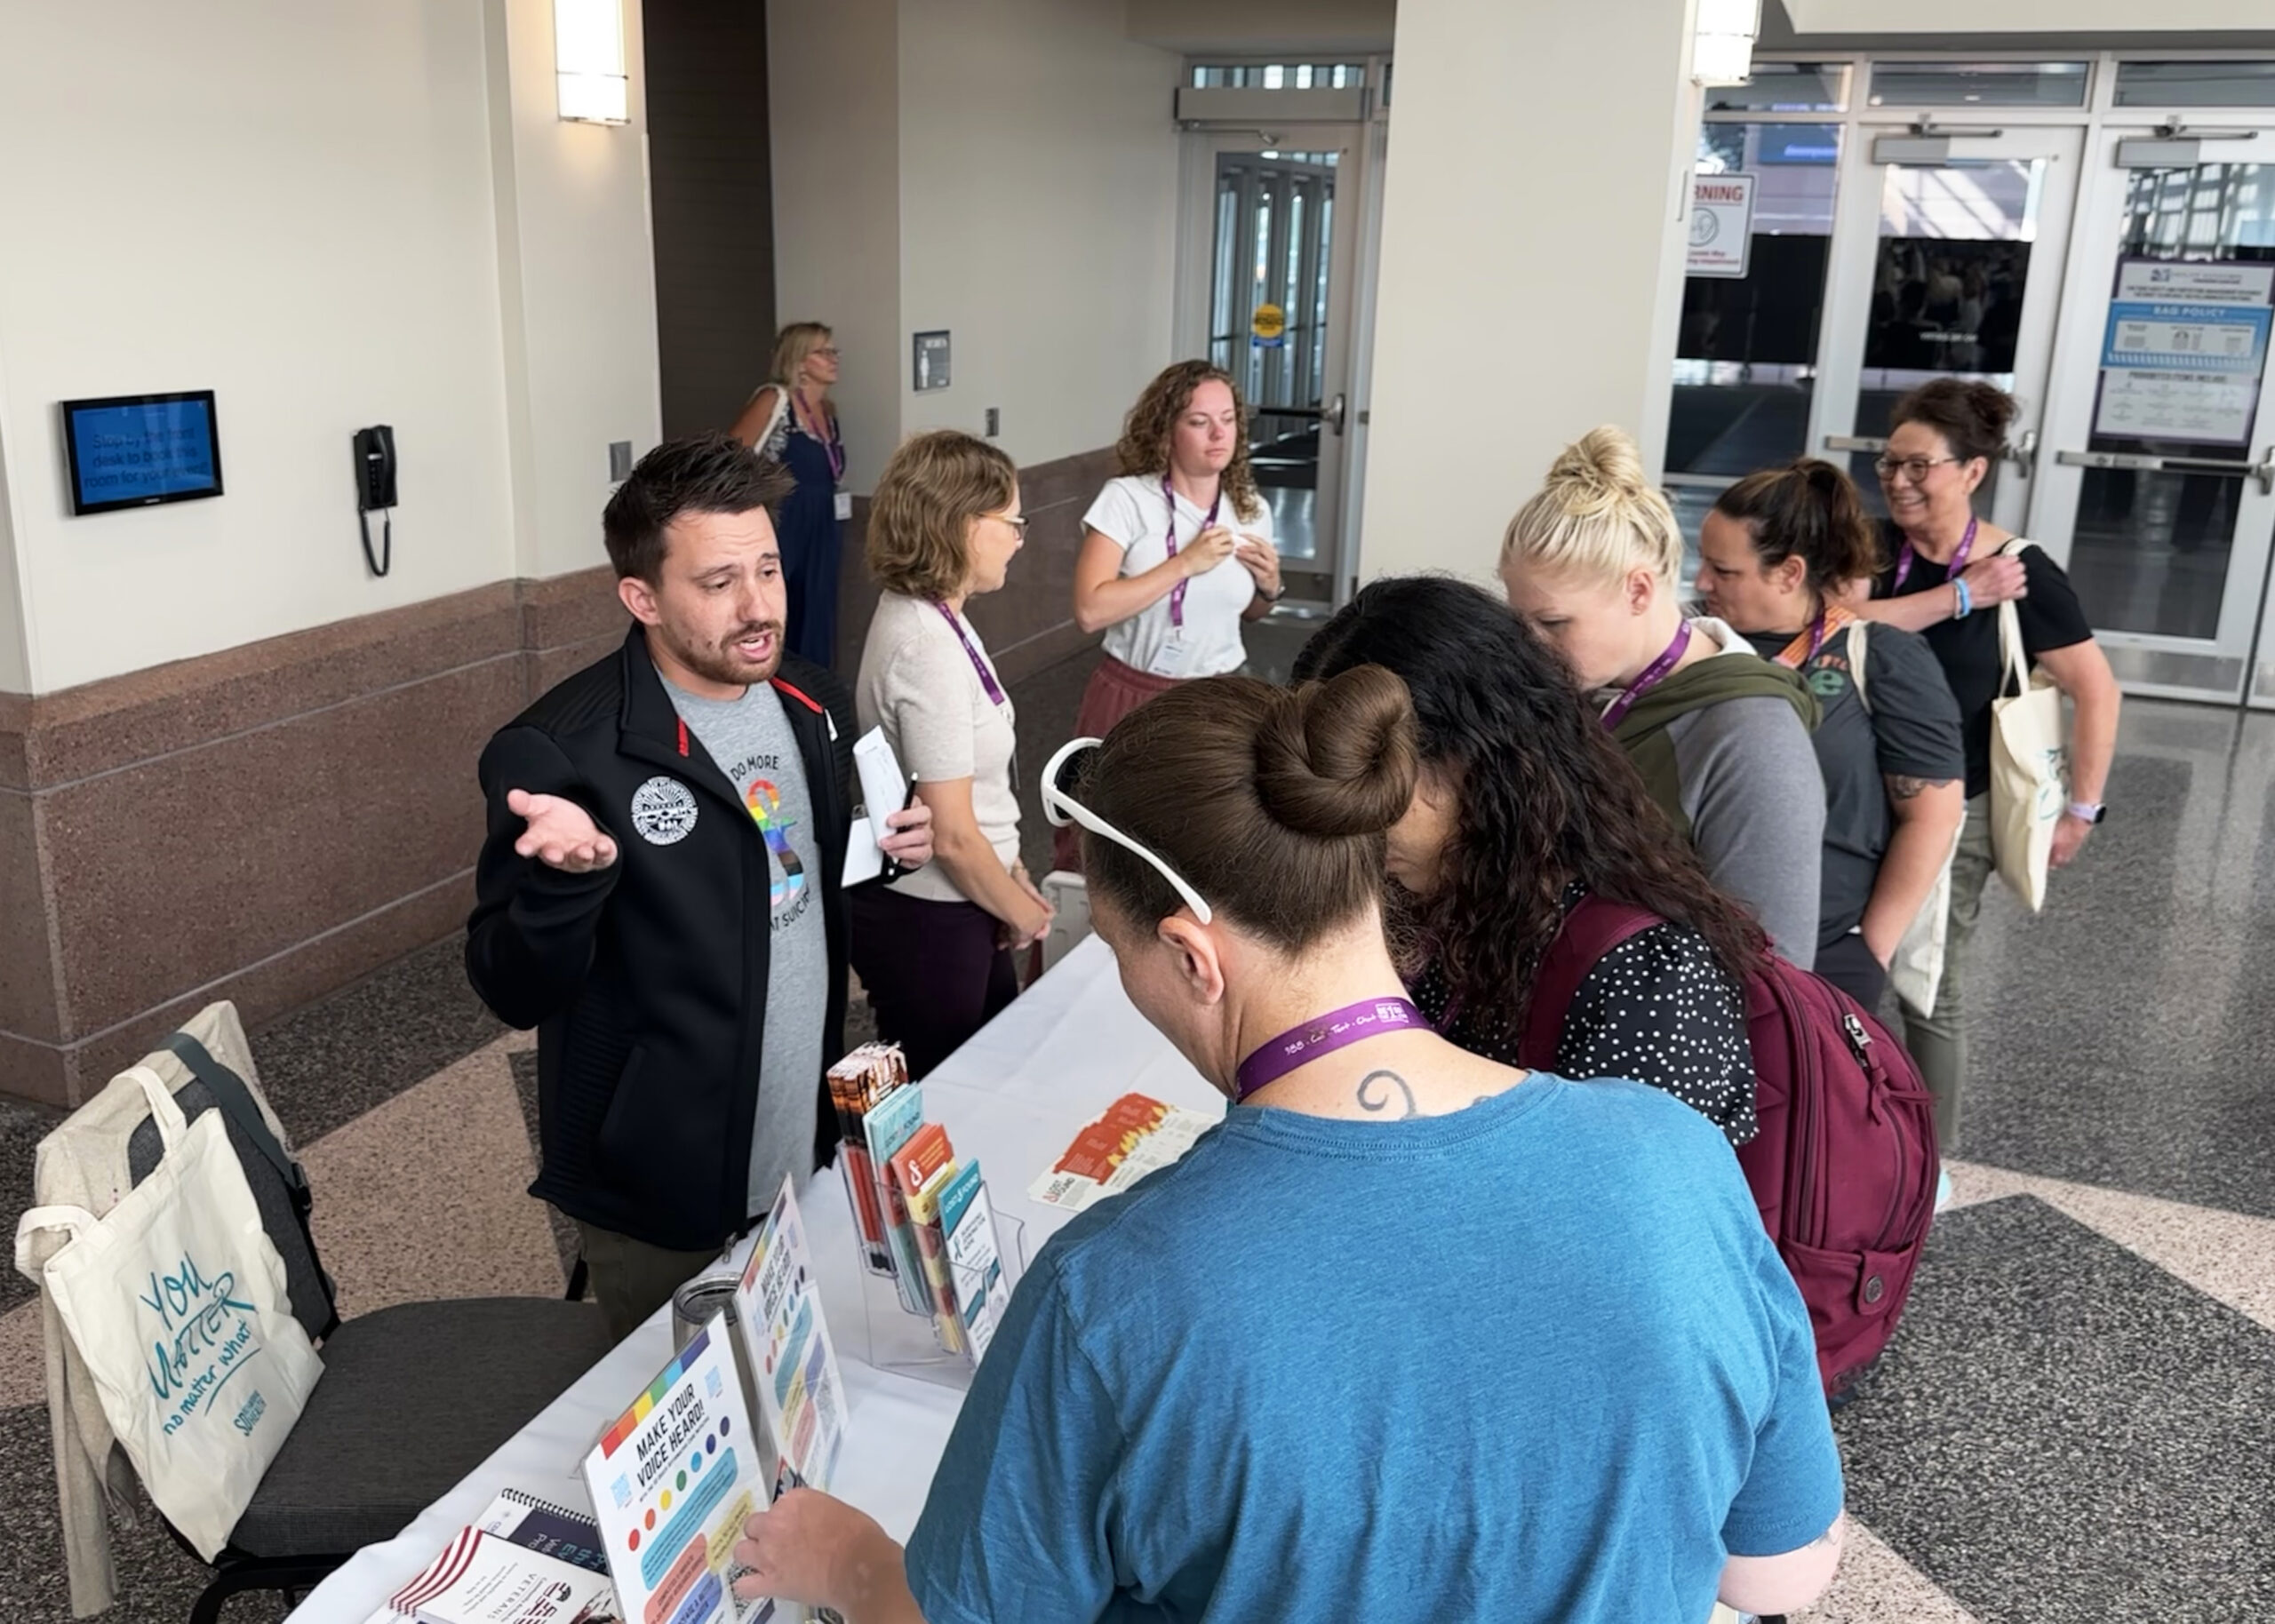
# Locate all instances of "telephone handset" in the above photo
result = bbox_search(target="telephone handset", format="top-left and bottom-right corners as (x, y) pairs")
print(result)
(352, 426), (396, 577)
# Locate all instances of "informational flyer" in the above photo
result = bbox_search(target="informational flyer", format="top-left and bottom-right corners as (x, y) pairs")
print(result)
(938, 1161), (1010, 1364)
(580, 1317), (761, 1624)
(1027, 1093), (1216, 1214)
(2093, 259), (2275, 445)
(732, 1178), (850, 1499)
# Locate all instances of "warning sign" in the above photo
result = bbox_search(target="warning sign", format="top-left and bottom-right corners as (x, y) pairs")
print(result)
(1251, 303), (1286, 348)
(1688, 174), (1756, 279)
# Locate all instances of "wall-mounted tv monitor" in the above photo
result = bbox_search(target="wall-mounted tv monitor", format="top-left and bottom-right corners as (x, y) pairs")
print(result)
(60, 390), (224, 516)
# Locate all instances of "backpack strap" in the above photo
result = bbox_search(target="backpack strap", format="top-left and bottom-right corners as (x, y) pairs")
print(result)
(1515, 895), (1664, 1068)
(162, 1034), (300, 1202)
(1845, 618), (1872, 715)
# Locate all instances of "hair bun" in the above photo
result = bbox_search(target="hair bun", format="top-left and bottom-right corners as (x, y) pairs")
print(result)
(1252, 665), (1418, 840)
(1544, 426), (1650, 515)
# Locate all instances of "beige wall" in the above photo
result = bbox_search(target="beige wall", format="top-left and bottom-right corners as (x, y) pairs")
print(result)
(1124, 0), (1395, 53)
(769, 0), (904, 493)
(0, 434), (23, 693)
(898, 0), (1180, 468)
(490, 0), (664, 581)
(0, 0), (658, 695)
(770, 0), (1177, 486)
(1358, 0), (1697, 584)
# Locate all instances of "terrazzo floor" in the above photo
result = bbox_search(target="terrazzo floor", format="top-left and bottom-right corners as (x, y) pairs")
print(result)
(3, 671), (2271, 1622)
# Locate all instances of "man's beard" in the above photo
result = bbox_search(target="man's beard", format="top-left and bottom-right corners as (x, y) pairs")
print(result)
(663, 618), (785, 688)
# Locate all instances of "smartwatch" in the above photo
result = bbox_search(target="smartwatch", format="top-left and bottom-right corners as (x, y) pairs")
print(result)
(2066, 800), (2107, 825)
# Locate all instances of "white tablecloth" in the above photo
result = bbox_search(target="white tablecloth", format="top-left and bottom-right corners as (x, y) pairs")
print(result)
(288, 935), (1215, 1623)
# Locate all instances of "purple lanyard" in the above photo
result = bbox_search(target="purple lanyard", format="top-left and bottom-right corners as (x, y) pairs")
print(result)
(1600, 620), (1692, 731)
(932, 602), (1006, 707)
(796, 393), (845, 483)
(1891, 515), (1976, 592)
(1161, 476), (1223, 632)
(1234, 998), (1426, 1103)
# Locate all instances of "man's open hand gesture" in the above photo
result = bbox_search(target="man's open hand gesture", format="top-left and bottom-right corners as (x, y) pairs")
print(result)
(507, 789), (619, 873)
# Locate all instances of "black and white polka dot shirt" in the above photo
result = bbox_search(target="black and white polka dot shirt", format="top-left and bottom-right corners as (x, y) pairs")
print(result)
(1410, 916), (1758, 1146)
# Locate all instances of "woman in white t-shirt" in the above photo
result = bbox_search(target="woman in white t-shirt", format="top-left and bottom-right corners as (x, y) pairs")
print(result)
(1058, 361), (1284, 870)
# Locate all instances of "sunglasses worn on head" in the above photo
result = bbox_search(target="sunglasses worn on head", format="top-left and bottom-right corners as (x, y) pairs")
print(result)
(1042, 737), (1214, 924)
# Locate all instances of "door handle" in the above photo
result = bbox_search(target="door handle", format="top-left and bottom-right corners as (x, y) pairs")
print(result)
(2055, 446), (2275, 495)
(1823, 434), (1888, 454)
(1325, 393), (1348, 435)
(2007, 428), (2039, 479)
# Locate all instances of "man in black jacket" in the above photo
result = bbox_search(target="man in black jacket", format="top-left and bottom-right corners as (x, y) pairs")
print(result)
(467, 434), (931, 1337)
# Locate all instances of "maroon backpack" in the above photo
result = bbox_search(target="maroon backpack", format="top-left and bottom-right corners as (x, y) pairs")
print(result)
(1519, 896), (1941, 1395)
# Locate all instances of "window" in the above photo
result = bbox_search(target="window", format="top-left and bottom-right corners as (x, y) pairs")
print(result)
(1868, 61), (2090, 108)
(1191, 63), (1366, 91)
(2115, 60), (2275, 109)
(1704, 61), (1849, 114)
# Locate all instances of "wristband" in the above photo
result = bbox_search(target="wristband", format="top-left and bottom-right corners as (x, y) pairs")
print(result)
(1952, 579), (1973, 618)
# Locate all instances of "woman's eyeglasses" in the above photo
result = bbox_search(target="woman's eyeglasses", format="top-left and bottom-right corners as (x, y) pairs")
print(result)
(1874, 454), (1961, 484)
(1042, 738), (1214, 924)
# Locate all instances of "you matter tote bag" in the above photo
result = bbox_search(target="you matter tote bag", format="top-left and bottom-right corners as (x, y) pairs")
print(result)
(1847, 620), (1959, 1015)
(1987, 544), (2067, 913)
(14, 1067), (323, 1559)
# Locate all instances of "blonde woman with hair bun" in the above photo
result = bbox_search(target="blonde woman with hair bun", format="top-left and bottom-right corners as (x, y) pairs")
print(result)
(1500, 426), (1827, 969)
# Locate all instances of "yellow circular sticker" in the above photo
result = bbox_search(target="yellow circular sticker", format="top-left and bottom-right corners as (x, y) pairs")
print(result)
(1250, 303), (1287, 341)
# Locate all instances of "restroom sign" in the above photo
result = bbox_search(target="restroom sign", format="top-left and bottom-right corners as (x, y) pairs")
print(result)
(1688, 174), (1756, 279)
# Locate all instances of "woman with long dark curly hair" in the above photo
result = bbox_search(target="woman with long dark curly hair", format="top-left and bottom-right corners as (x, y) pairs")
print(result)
(1056, 361), (1286, 870)
(1295, 576), (1766, 1142)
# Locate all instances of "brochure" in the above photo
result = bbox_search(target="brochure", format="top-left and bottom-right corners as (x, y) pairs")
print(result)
(826, 1045), (909, 1274)
(862, 1081), (931, 1315)
(580, 1316), (762, 1624)
(1027, 1092), (1215, 1214)
(384, 1527), (615, 1624)
(937, 1160), (1010, 1364)
(732, 1176), (850, 1497)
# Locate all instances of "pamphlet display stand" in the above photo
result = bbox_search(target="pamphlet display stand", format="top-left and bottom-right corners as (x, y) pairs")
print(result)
(842, 1194), (1027, 1390)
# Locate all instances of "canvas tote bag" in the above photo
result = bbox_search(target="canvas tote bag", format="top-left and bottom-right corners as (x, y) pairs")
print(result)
(14, 1066), (322, 1559)
(1987, 540), (2067, 913)
(1846, 619), (1960, 1015)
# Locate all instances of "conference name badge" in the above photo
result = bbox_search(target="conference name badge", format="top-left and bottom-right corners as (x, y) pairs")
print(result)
(630, 776), (698, 845)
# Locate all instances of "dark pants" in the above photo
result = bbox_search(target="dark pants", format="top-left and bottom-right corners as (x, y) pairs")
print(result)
(570, 1217), (722, 1344)
(848, 885), (1018, 1079)
(1815, 929), (1888, 1009)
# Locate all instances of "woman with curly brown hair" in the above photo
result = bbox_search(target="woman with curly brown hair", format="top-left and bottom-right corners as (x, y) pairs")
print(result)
(1057, 362), (1285, 870)
(1295, 575), (1768, 1142)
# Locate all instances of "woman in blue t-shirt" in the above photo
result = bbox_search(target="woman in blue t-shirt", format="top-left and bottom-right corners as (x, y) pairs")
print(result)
(728, 667), (1847, 1624)
(1697, 458), (1967, 1009)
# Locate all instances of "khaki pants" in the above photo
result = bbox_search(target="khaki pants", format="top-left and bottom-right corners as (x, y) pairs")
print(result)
(1899, 792), (1996, 1155)
(571, 1216), (723, 1343)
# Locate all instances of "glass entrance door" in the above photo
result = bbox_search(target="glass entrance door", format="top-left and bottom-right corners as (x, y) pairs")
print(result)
(1185, 125), (1366, 606)
(2031, 132), (2275, 705)
(1813, 127), (2085, 531)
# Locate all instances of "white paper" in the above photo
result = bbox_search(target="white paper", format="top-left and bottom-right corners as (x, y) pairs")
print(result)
(1028, 1094), (1217, 1214)
(841, 819), (883, 887)
(833, 490), (853, 521)
(851, 728), (908, 847)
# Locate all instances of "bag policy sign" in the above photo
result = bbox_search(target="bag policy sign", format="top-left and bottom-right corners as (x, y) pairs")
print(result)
(1688, 175), (1756, 280)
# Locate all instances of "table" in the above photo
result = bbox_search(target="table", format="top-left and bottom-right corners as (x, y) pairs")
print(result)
(289, 935), (1216, 1623)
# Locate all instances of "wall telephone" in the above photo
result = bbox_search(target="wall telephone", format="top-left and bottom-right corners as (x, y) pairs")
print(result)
(352, 425), (395, 577)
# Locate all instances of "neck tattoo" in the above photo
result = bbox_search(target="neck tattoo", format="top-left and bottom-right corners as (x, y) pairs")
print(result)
(1354, 1070), (1417, 1119)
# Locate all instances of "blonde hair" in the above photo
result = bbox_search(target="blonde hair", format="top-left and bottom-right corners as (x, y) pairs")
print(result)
(867, 430), (1019, 601)
(768, 322), (834, 387)
(1500, 426), (1685, 589)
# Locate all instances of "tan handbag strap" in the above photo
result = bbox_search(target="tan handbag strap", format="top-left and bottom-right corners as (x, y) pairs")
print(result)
(1846, 618), (1871, 712)
(1992, 537), (2032, 699)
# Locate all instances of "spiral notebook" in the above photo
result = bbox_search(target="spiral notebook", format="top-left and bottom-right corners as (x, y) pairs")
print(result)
(475, 1487), (610, 1576)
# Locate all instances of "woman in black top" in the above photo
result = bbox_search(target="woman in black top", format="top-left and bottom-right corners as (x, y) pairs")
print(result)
(1294, 577), (1766, 1142)
(1697, 459), (1966, 1008)
(1851, 379), (2121, 1150)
